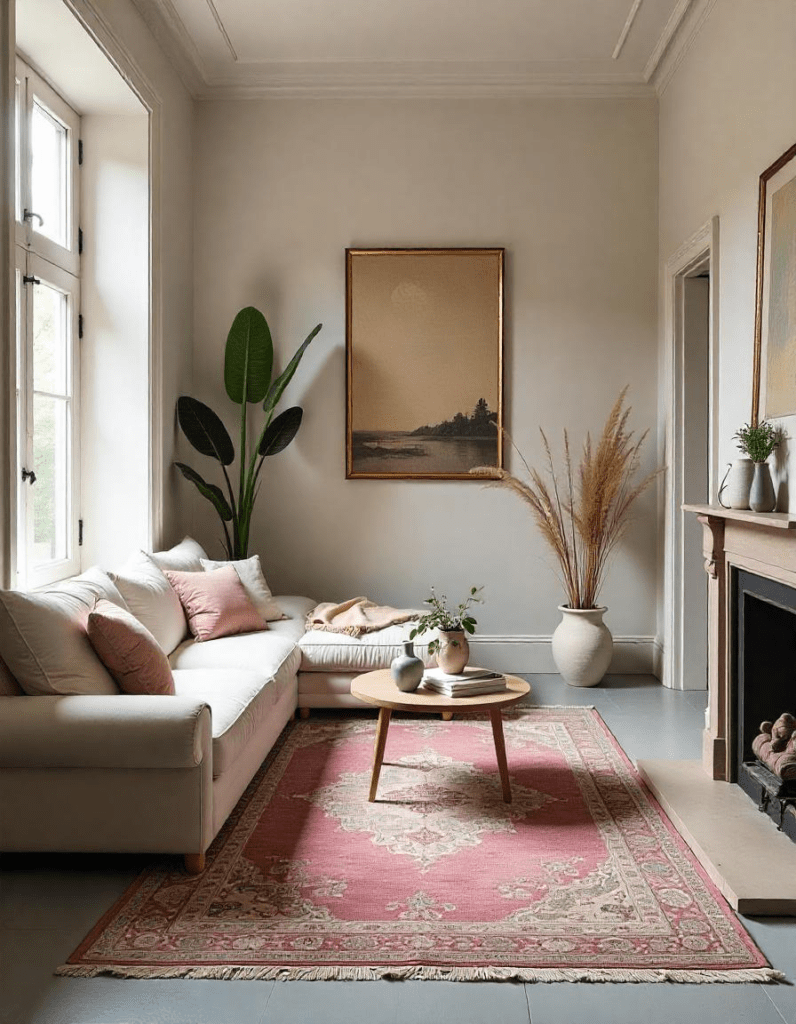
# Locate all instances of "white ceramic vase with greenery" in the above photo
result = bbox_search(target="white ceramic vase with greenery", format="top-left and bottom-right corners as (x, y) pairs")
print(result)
(733, 421), (780, 513)
(410, 587), (483, 675)
(473, 389), (659, 687)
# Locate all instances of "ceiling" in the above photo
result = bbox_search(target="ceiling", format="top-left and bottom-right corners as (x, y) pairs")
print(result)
(131, 0), (713, 98)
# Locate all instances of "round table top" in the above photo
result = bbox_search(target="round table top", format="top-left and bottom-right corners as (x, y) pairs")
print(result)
(350, 669), (530, 714)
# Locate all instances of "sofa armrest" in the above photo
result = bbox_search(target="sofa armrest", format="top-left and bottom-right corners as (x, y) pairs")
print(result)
(0, 695), (211, 770)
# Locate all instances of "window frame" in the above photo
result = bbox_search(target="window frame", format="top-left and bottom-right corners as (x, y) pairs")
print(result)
(15, 57), (80, 276)
(14, 56), (81, 589)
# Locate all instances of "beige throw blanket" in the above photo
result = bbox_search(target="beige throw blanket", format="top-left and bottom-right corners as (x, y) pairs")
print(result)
(305, 597), (420, 637)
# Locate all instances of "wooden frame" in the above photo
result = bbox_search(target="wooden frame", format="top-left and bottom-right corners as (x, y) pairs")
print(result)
(346, 247), (504, 480)
(752, 141), (796, 424)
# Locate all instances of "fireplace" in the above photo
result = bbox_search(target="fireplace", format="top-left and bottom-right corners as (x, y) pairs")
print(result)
(637, 504), (796, 915)
(732, 568), (796, 841)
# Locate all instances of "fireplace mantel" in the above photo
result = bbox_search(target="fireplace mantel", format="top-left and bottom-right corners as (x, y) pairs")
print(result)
(637, 504), (796, 914)
(683, 503), (796, 780)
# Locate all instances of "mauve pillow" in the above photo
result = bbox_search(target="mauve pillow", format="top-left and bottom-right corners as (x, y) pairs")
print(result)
(87, 599), (175, 695)
(164, 565), (267, 643)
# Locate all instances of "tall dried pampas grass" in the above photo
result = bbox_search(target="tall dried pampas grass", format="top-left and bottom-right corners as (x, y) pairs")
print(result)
(471, 389), (660, 609)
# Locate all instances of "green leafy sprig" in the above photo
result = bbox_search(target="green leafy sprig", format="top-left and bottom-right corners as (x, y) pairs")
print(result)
(409, 586), (483, 655)
(733, 421), (781, 463)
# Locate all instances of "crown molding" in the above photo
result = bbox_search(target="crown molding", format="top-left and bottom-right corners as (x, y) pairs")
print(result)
(197, 62), (656, 100)
(650, 0), (718, 95)
(129, 0), (207, 95)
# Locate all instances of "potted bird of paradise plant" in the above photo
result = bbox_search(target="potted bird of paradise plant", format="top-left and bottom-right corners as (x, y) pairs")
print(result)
(175, 306), (321, 559)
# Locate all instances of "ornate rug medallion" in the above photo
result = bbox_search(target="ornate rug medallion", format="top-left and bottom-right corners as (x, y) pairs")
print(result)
(60, 709), (778, 982)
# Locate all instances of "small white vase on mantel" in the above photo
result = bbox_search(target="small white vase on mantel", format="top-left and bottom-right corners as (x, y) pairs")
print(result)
(551, 605), (613, 687)
(749, 461), (776, 513)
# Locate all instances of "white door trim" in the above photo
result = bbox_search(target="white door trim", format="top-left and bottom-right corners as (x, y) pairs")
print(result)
(662, 216), (719, 689)
(60, 0), (164, 551)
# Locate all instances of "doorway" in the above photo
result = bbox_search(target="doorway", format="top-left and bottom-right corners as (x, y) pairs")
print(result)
(663, 218), (718, 691)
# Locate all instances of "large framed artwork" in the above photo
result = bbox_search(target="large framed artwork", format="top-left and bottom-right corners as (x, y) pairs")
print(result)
(346, 248), (504, 479)
(752, 141), (796, 423)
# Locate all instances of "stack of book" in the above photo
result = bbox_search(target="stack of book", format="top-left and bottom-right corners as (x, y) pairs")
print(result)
(421, 667), (507, 697)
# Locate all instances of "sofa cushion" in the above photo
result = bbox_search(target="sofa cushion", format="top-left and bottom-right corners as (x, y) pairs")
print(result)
(110, 553), (187, 655)
(165, 566), (267, 642)
(0, 570), (122, 696)
(149, 536), (209, 572)
(298, 624), (434, 673)
(169, 629), (299, 679)
(266, 596), (317, 643)
(200, 555), (284, 621)
(172, 666), (298, 779)
(87, 599), (176, 695)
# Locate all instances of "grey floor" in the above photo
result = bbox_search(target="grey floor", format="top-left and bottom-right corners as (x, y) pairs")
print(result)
(2, 675), (795, 1024)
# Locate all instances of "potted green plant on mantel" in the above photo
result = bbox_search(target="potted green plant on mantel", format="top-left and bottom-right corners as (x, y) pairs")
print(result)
(732, 421), (781, 513)
(175, 306), (322, 559)
(471, 390), (659, 687)
(410, 586), (483, 675)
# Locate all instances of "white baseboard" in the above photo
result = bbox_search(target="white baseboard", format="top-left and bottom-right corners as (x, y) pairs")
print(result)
(467, 635), (659, 676)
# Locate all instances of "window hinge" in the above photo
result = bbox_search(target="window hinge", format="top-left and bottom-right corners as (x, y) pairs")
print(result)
(78, 314), (84, 339)
(78, 519), (83, 547)
(22, 275), (40, 285)
(78, 139), (83, 165)
(78, 227), (83, 254)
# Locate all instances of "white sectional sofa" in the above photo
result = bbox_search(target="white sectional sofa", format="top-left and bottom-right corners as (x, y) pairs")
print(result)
(0, 540), (431, 873)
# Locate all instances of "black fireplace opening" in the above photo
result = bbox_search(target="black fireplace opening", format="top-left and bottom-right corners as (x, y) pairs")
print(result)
(732, 568), (796, 841)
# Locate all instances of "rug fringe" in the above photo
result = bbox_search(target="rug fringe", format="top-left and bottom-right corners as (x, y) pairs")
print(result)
(55, 963), (788, 984)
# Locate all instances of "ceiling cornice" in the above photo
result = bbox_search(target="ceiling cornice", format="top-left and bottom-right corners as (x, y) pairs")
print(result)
(129, 0), (207, 95)
(197, 63), (656, 101)
(128, 0), (715, 102)
(649, 0), (718, 94)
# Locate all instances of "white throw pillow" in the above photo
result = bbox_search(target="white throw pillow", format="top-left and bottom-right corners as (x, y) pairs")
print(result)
(148, 536), (209, 573)
(0, 569), (122, 696)
(200, 554), (284, 622)
(109, 552), (187, 654)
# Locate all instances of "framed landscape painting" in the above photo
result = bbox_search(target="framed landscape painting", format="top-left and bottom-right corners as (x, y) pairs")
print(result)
(346, 248), (504, 479)
(753, 141), (796, 422)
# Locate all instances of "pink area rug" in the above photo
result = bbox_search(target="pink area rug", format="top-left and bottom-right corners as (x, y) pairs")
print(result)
(60, 708), (778, 982)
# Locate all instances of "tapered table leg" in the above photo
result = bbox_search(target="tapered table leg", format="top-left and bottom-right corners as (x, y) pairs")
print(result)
(369, 708), (392, 801)
(490, 708), (511, 803)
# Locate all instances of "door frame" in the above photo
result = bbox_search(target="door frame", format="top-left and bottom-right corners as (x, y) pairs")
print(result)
(662, 216), (719, 690)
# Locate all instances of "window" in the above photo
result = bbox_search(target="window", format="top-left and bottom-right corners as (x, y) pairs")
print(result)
(14, 58), (80, 588)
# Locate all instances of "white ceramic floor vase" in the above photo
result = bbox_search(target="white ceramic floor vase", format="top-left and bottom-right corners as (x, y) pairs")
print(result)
(551, 605), (613, 687)
(749, 461), (776, 513)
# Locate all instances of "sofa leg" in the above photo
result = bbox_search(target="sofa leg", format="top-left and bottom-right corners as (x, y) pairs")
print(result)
(441, 711), (453, 721)
(184, 853), (205, 875)
(299, 707), (310, 719)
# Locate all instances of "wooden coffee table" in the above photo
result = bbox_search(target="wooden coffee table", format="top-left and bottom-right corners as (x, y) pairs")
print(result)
(350, 669), (531, 804)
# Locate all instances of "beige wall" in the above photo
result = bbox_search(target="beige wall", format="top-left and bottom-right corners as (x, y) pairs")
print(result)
(660, 0), (796, 501)
(191, 97), (659, 655)
(80, 113), (149, 568)
(75, 0), (194, 549)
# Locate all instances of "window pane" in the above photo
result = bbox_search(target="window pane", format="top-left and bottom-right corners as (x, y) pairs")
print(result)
(33, 279), (68, 395)
(32, 394), (69, 566)
(31, 99), (68, 248)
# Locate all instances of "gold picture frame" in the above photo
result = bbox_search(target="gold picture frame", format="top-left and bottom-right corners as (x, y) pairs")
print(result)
(346, 247), (504, 480)
(752, 140), (796, 424)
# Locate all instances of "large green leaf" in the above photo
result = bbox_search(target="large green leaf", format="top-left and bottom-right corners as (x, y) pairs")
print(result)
(258, 406), (303, 457)
(224, 306), (273, 405)
(174, 462), (233, 521)
(263, 323), (321, 418)
(177, 396), (235, 465)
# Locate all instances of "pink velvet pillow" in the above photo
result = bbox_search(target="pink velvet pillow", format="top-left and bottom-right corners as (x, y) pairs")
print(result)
(164, 565), (267, 642)
(87, 599), (175, 695)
